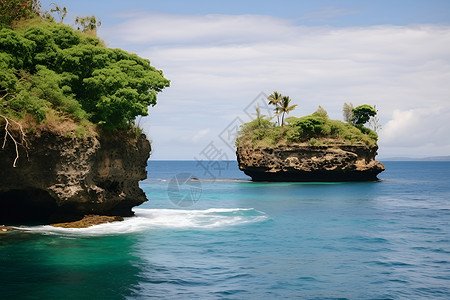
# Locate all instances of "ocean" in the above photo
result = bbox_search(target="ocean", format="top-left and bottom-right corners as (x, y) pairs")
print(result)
(1, 161), (449, 299)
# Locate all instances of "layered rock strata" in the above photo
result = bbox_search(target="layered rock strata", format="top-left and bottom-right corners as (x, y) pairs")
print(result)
(237, 144), (385, 182)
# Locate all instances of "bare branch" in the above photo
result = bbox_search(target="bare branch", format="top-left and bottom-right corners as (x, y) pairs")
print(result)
(0, 114), (29, 167)
(1, 115), (8, 149)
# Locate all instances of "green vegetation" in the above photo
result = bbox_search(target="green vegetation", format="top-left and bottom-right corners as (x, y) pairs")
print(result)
(0, 2), (169, 132)
(342, 102), (354, 123)
(236, 92), (379, 148)
(351, 104), (377, 125)
(267, 91), (297, 126)
(0, 0), (41, 28)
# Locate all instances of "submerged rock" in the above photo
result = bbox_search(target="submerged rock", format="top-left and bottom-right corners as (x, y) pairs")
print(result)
(51, 215), (124, 228)
(0, 128), (150, 224)
(236, 143), (385, 181)
(0, 225), (15, 233)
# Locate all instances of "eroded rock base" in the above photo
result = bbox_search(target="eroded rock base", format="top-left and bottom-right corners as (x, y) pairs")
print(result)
(0, 128), (150, 225)
(237, 144), (385, 182)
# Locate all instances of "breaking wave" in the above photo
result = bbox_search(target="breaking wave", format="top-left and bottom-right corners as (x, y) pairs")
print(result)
(18, 208), (268, 236)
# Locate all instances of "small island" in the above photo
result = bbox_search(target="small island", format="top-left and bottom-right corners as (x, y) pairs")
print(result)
(0, 9), (169, 225)
(236, 92), (385, 181)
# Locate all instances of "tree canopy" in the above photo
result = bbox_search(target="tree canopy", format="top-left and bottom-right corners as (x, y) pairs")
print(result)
(352, 104), (377, 125)
(0, 18), (169, 129)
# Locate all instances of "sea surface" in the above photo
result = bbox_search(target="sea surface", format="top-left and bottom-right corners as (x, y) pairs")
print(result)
(1, 161), (450, 299)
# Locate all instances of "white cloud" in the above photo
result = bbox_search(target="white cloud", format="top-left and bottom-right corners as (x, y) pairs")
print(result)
(181, 128), (211, 143)
(381, 107), (450, 149)
(108, 13), (295, 45)
(103, 13), (450, 159)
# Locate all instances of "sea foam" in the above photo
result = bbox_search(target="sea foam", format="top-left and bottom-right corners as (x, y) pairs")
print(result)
(18, 208), (268, 236)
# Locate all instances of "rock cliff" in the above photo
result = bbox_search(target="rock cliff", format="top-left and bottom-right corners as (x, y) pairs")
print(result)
(236, 143), (385, 182)
(0, 128), (150, 224)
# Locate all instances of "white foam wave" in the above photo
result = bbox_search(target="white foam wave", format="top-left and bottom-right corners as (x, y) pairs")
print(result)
(17, 208), (268, 236)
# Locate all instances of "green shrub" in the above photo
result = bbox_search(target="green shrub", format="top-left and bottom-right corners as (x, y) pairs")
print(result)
(292, 116), (327, 139)
(236, 111), (378, 148)
(0, 20), (170, 129)
(285, 126), (301, 143)
(9, 89), (48, 123)
(309, 138), (318, 146)
(312, 105), (329, 119)
(74, 125), (86, 138)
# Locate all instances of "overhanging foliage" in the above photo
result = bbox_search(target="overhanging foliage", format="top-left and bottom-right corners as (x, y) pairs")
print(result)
(0, 19), (170, 129)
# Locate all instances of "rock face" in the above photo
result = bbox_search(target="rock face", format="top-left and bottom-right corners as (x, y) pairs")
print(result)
(236, 143), (385, 182)
(0, 129), (150, 224)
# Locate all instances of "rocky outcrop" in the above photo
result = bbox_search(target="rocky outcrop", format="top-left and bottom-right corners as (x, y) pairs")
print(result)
(51, 215), (124, 228)
(0, 128), (150, 224)
(236, 143), (385, 181)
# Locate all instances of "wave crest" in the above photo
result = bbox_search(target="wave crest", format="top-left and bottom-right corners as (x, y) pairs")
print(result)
(18, 208), (268, 236)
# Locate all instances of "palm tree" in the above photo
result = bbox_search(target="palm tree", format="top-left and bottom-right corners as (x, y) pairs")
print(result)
(267, 91), (282, 125)
(278, 96), (297, 127)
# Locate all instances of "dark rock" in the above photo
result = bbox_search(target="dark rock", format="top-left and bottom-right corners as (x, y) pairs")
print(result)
(236, 143), (385, 182)
(0, 128), (150, 224)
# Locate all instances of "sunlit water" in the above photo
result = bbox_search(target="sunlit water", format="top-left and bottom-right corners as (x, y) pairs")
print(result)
(1, 161), (449, 299)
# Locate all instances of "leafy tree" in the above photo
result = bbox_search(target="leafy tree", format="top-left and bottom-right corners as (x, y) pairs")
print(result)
(352, 104), (377, 125)
(0, 21), (170, 129)
(278, 95), (297, 127)
(343, 102), (354, 123)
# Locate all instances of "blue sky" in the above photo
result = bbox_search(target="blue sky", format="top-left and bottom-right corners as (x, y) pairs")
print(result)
(43, 0), (450, 26)
(41, 0), (450, 159)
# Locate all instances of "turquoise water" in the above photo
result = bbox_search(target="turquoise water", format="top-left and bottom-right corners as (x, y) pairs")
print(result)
(1, 161), (450, 299)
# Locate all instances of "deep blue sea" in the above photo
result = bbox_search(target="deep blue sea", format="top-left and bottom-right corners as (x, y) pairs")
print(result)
(1, 161), (450, 299)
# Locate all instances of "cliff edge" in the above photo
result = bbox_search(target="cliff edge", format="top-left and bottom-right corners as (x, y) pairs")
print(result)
(0, 8), (169, 226)
(0, 128), (150, 224)
(237, 143), (385, 182)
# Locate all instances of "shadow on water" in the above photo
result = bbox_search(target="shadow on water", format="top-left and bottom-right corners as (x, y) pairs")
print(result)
(0, 231), (147, 299)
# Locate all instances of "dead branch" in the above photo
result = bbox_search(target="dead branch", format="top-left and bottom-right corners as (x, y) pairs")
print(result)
(0, 114), (29, 167)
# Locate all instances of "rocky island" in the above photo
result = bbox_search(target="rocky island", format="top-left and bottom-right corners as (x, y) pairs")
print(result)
(236, 93), (385, 181)
(237, 143), (384, 181)
(0, 12), (169, 225)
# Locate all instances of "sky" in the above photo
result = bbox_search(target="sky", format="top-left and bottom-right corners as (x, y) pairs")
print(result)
(41, 0), (450, 159)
